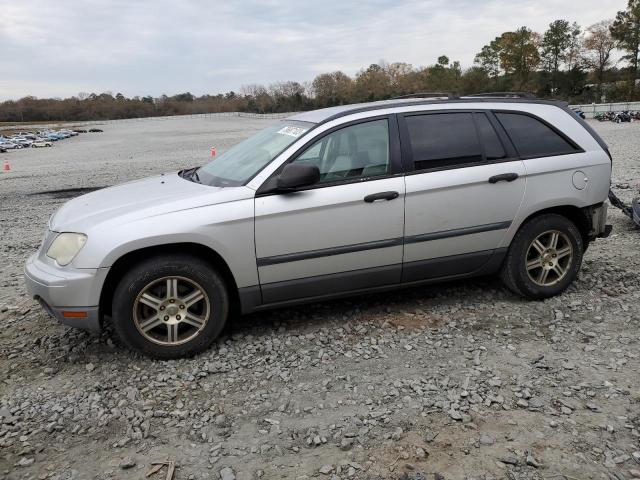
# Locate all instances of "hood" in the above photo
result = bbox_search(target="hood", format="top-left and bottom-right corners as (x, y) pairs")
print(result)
(50, 172), (252, 232)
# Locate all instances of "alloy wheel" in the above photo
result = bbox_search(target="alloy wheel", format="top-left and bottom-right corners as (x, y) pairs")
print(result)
(133, 276), (210, 346)
(525, 230), (574, 287)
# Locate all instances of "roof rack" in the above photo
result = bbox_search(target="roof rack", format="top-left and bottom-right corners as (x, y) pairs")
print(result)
(392, 92), (459, 100)
(466, 92), (537, 99)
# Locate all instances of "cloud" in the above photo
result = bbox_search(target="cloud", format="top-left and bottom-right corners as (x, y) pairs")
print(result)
(0, 0), (628, 100)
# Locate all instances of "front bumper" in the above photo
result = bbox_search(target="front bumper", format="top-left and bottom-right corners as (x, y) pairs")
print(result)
(24, 253), (108, 332)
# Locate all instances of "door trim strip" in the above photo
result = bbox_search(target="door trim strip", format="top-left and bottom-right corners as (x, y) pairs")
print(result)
(404, 221), (511, 244)
(256, 238), (403, 267)
(256, 221), (512, 267)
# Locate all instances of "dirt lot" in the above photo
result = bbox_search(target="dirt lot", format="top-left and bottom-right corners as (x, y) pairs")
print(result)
(1, 117), (639, 480)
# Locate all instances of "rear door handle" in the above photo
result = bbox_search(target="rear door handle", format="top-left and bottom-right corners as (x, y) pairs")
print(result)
(364, 191), (399, 203)
(488, 173), (519, 184)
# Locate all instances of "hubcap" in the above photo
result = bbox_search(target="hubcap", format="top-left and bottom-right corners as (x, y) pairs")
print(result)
(133, 276), (210, 346)
(525, 230), (573, 287)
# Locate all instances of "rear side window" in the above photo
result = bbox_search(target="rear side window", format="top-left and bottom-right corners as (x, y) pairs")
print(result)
(405, 113), (482, 170)
(495, 112), (578, 158)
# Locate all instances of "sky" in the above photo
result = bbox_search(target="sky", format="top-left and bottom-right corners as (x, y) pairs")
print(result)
(0, 0), (629, 101)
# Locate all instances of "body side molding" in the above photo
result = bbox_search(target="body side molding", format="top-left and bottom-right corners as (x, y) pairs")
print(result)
(404, 221), (512, 244)
(256, 238), (403, 267)
(256, 222), (512, 267)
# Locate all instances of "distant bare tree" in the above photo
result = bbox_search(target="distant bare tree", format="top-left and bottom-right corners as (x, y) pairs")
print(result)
(564, 22), (584, 71)
(582, 20), (617, 100)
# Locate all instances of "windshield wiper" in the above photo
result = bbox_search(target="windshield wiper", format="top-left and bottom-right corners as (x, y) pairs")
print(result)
(180, 167), (201, 183)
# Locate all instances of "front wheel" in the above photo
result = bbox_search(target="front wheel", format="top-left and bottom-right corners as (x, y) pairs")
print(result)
(112, 254), (229, 359)
(500, 214), (583, 299)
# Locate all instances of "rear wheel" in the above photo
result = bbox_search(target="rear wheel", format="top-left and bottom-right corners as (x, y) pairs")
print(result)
(500, 214), (583, 299)
(112, 254), (229, 359)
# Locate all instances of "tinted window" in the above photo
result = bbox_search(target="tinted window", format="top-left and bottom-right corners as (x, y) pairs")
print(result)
(496, 113), (578, 158)
(475, 113), (506, 160)
(405, 113), (482, 170)
(292, 119), (390, 183)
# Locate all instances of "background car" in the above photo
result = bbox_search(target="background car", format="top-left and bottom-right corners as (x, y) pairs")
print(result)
(0, 141), (19, 150)
(32, 139), (53, 148)
(59, 129), (79, 136)
(12, 137), (33, 148)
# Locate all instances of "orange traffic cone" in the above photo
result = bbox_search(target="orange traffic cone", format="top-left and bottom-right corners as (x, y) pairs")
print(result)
(210, 146), (216, 157)
(2, 160), (10, 172)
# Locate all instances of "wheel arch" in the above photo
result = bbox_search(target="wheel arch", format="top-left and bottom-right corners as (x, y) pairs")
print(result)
(512, 204), (593, 248)
(99, 243), (241, 320)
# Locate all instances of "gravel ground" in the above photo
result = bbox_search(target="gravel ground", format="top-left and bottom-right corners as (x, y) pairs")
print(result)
(1, 117), (639, 480)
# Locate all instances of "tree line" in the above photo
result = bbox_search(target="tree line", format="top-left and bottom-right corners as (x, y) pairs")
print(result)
(1, 0), (639, 123)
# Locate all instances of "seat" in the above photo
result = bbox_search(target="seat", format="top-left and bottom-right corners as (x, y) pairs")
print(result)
(362, 139), (388, 177)
(323, 154), (354, 181)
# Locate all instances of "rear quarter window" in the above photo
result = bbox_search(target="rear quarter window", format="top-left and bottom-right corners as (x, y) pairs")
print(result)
(495, 112), (580, 158)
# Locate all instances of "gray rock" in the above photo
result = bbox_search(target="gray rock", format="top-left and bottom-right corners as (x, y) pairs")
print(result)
(479, 433), (496, 446)
(391, 426), (403, 440)
(119, 457), (136, 469)
(340, 437), (354, 451)
(415, 447), (428, 459)
(613, 454), (630, 464)
(220, 466), (236, 480)
(498, 454), (519, 466)
(424, 430), (438, 443)
(526, 451), (542, 468)
(214, 414), (228, 426)
(17, 457), (35, 467)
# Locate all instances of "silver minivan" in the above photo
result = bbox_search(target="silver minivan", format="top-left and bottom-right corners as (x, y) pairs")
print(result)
(24, 95), (612, 358)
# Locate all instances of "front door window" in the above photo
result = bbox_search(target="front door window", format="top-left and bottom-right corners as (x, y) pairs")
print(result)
(292, 119), (390, 184)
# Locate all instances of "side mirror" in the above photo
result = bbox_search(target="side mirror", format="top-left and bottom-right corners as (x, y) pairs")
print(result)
(277, 164), (320, 190)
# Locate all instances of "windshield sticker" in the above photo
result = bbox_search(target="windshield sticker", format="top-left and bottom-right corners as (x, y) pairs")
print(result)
(277, 126), (307, 137)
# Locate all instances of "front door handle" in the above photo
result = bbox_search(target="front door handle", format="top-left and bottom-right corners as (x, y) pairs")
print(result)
(364, 191), (399, 203)
(488, 173), (519, 184)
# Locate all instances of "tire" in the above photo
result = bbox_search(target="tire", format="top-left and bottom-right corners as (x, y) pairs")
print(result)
(112, 254), (229, 359)
(500, 214), (583, 299)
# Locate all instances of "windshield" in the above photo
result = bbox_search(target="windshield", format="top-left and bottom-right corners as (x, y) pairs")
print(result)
(197, 120), (314, 187)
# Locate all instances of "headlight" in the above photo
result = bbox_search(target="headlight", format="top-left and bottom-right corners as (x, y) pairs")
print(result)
(46, 233), (87, 266)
